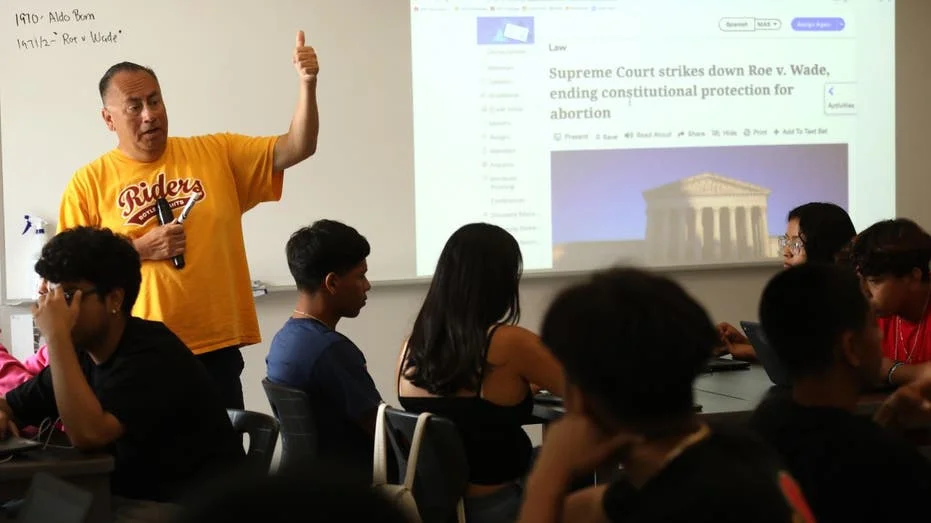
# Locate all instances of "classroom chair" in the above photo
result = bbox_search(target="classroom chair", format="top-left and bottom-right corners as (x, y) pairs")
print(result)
(383, 407), (469, 523)
(261, 378), (319, 473)
(227, 409), (280, 475)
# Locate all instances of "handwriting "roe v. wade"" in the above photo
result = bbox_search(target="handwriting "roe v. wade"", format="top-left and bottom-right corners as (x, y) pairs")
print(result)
(61, 30), (121, 45)
(16, 30), (122, 51)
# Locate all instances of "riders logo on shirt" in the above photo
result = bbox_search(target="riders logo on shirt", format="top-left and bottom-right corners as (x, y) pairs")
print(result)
(118, 172), (206, 226)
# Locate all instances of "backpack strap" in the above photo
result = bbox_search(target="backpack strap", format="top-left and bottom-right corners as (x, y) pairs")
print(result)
(402, 411), (432, 489)
(373, 405), (433, 489)
(373, 403), (389, 485)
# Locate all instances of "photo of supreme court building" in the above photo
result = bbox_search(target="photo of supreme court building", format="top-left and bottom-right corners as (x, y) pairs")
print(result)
(642, 173), (780, 264)
(551, 172), (782, 271)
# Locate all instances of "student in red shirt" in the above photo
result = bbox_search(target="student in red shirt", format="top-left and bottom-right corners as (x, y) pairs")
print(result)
(848, 218), (931, 386)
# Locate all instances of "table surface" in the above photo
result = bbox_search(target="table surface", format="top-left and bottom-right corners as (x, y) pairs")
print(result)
(0, 446), (113, 480)
(694, 365), (775, 412)
(0, 447), (114, 523)
(533, 364), (892, 422)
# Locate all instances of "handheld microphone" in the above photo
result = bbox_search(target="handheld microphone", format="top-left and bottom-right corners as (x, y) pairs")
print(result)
(155, 197), (185, 269)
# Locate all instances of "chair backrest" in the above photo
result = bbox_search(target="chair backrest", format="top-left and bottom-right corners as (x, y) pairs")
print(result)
(261, 378), (319, 472)
(383, 407), (469, 523)
(227, 409), (280, 475)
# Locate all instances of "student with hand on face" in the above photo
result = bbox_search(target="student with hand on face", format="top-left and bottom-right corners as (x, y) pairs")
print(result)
(0, 227), (243, 520)
(519, 268), (815, 523)
(848, 218), (931, 387)
(717, 202), (856, 360)
(265, 220), (380, 479)
(749, 263), (931, 523)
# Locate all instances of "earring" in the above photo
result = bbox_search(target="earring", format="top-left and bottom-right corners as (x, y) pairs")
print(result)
(111, 309), (118, 314)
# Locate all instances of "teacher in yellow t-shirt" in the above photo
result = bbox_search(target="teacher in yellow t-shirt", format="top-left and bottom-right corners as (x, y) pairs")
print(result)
(56, 31), (320, 409)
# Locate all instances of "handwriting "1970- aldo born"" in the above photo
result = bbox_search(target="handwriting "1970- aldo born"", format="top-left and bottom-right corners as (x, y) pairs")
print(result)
(13, 9), (122, 51)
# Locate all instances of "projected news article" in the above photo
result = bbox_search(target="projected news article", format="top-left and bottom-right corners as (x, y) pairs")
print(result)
(409, 1), (893, 274)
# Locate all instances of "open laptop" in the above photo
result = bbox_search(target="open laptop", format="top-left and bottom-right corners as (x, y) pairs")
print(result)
(0, 434), (42, 458)
(704, 356), (751, 373)
(740, 321), (791, 387)
(534, 391), (703, 412)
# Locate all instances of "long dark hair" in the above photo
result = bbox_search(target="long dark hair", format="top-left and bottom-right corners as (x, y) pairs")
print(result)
(787, 202), (856, 264)
(403, 223), (523, 395)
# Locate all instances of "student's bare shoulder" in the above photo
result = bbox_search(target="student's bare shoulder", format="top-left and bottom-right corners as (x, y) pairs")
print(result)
(489, 325), (543, 354)
(492, 324), (539, 341)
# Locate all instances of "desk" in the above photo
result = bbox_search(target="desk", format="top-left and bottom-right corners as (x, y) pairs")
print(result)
(530, 365), (929, 484)
(0, 447), (113, 523)
(693, 365), (773, 426)
(533, 364), (894, 424)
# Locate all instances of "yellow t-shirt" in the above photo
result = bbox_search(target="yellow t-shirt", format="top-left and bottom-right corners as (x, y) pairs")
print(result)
(57, 133), (283, 355)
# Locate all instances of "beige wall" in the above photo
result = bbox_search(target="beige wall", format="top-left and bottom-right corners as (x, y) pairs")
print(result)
(238, 266), (779, 415)
(895, 0), (931, 229)
(0, 1), (928, 441)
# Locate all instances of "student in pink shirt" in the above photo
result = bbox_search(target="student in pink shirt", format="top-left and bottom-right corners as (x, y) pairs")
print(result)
(0, 341), (48, 394)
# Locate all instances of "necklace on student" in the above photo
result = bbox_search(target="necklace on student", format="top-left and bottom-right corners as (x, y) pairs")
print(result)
(293, 309), (324, 323)
(895, 289), (931, 363)
(653, 423), (711, 475)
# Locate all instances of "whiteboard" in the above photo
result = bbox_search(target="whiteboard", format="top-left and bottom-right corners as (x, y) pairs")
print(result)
(0, 0), (415, 302)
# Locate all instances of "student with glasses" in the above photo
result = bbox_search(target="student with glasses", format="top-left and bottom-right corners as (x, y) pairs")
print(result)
(0, 227), (244, 520)
(0, 291), (101, 397)
(716, 202), (856, 360)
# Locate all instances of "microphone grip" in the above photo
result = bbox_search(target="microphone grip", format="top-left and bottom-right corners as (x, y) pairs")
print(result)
(154, 198), (185, 269)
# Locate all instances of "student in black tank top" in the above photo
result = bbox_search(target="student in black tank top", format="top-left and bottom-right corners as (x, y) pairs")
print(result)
(397, 223), (566, 523)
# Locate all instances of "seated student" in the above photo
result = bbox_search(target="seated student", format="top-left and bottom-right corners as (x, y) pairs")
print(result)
(0, 227), (244, 519)
(0, 343), (54, 437)
(848, 218), (931, 386)
(0, 278), (51, 395)
(265, 220), (381, 479)
(398, 223), (566, 523)
(0, 342), (47, 395)
(718, 202), (856, 360)
(519, 268), (816, 523)
(749, 263), (931, 522)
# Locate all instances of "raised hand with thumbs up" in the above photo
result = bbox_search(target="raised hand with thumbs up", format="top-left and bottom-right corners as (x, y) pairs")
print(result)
(270, 29), (320, 171)
(293, 30), (319, 83)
